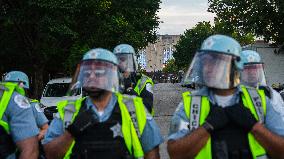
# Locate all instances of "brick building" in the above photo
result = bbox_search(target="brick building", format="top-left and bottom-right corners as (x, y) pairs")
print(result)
(138, 35), (180, 72)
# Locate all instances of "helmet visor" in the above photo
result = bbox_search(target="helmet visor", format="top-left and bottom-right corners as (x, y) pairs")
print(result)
(116, 54), (135, 73)
(71, 60), (119, 93)
(241, 63), (267, 87)
(184, 51), (240, 89)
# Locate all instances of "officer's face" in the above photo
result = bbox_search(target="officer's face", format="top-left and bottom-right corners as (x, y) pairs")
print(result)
(202, 55), (216, 80)
(201, 53), (233, 88)
(18, 82), (25, 88)
(82, 63), (109, 90)
(241, 64), (260, 84)
(117, 55), (128, 72)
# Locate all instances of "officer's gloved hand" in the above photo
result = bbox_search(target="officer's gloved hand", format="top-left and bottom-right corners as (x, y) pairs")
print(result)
(124, 78), (133, 89)
(126, 87), (138, 96)
(225, 105), (257, 132)
(205, 105), (229, 133)
(66, 107), (96, 138)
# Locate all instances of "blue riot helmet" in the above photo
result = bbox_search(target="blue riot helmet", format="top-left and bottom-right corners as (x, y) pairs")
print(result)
(71, 48), (119, 95)
(184, 34), (242, 89)
(240, 50), (267, 87)
(4, 71), (30, 89)
(113, 44), (138, 73)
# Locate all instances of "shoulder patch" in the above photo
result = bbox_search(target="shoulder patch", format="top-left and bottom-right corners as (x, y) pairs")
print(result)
(34, 103), (43, 112)
(14, 95), (30, 109)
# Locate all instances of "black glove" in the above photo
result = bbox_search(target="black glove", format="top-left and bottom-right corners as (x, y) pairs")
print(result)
(225, 105), (257, 132)
(123, 78), (133, 90)
(126, 87), (138, 96)
(205, 105), (229, 132)
(66, 108), (97, 138)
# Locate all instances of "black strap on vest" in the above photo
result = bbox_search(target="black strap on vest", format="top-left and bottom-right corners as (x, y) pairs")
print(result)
(258, 86), (271, 99)
(71, 102), (133, 159)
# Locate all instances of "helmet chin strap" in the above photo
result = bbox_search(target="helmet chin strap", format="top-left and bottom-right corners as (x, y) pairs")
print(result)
(83, 88), (108, 101)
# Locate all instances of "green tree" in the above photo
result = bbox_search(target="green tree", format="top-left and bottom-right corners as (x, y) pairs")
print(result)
(173, 20), (255, 70)
(208, 0), (284, 44)
(213, 18), (255, 45)
(162, 59), (178, 73)
(0, 0), (161, 97)
(173, 21), (214, 69)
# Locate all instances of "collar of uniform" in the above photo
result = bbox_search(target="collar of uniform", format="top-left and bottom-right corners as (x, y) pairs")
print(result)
(190, 87), (210, 96)
(85, 93), (118, 122)
(190, 86), (242, 106)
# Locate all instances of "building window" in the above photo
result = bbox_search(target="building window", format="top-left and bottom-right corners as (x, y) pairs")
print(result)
(137, 49), (147, 69)
(163, 47), (174, 64)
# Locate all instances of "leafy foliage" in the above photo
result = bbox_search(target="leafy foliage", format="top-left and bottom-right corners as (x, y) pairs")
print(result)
(173, 20), (255, 70)
(173, 22), (214, 69)
(208, 0), (284, 44)
(213, 18), (255, 45)
(0, 0), (161, 97)
(162, 59), (178, 73)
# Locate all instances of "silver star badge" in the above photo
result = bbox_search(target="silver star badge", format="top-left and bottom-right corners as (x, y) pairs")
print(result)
(110, 123), (123, 138)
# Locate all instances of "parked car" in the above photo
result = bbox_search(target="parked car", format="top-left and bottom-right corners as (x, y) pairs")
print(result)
(40, 77), (81, 121)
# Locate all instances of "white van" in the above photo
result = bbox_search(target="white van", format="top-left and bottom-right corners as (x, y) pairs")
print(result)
(40, 77), (81, 120)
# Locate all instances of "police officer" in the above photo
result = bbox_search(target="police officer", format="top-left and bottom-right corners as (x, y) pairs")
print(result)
(43, 48), (163, 159)
(167, 34), (284, 159)
(240, 50), (284, 109)
(4, 71), (49, 140)
(0, 73), (39, 158)
(113, 44), (155, 115)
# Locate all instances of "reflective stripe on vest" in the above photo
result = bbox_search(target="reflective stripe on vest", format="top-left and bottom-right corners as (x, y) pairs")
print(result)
(182, 91), (212, 159)
(182, 87), (267, 159)
(134, 74), (154, 115)
(134, 74), (154, 96)
(116, 93), (146, 158)
(57, 93), (146, 159)
(240, 85), (267, 159)
(240, 85), (266, 123)
(0, 82), (17, 133)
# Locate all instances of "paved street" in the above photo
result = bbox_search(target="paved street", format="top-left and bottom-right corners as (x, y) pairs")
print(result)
(153, 83), (188, 159)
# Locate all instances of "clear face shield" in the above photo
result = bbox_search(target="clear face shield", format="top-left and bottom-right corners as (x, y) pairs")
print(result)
(241, 63), (267, 88)
(116, 54), (136, 73)
(184, 51), (240, 89)
(70, 60), (119, 94)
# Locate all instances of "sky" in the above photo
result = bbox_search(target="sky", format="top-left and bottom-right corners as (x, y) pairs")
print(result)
(157, 0), (215, 35)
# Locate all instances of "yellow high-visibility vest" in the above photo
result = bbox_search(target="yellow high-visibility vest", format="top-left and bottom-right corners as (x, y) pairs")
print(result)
(57, 92), (147, 159)
(182, 85), (267, 159)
